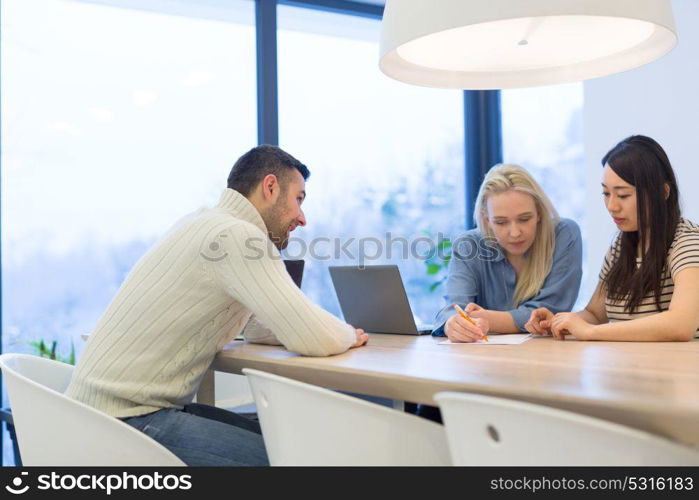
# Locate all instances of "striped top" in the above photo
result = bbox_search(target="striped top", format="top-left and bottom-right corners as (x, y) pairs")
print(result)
(599, 218), (699, 330)
(66, 189), (356, 418)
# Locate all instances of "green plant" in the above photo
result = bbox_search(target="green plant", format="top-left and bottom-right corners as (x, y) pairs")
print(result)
(28, 339), (76, 365)
(424, 235), (452, 293)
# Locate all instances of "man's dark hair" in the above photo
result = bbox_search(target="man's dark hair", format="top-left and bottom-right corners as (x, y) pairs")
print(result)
(227, 145), (310, 197)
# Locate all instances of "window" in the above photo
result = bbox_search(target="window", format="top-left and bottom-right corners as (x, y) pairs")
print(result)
(501, 83), (586, 305)
(1, 0), (256, 463)
(277, 5), (465, 324)
(1, 0), (499, 467)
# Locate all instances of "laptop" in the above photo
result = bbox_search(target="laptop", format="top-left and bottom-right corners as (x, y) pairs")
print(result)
(328, 265), (433, 335)
(283, 259), (305, 288)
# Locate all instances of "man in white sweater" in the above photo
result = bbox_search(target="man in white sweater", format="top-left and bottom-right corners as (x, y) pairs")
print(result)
(66, 146), (369, 465)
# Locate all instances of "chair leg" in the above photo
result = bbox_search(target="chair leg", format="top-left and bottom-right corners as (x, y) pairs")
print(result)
(5, 423), (22, 466)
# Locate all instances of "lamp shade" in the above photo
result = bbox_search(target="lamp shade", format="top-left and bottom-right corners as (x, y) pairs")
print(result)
(379, 0), (677, 89)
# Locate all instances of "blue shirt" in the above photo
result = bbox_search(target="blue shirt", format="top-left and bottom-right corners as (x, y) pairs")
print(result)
(433, 218), (583, 335)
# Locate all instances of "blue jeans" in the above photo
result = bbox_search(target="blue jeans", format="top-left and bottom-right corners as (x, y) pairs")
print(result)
(122, 403), (269, 466)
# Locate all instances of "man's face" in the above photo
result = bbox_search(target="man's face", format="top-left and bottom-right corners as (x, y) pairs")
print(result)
(261, 169), (307, 250)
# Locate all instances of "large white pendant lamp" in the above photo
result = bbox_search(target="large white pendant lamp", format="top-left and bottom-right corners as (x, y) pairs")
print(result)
(379, 0), (677, 89)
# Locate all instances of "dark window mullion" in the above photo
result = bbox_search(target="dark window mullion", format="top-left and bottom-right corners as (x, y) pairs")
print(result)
(464, 90), (503, 229)
(256, 0), (279, 145)
(278, 0), (383, 19)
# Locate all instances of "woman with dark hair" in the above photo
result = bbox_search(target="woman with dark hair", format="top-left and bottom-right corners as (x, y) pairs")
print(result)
(526, 135), (699, 341)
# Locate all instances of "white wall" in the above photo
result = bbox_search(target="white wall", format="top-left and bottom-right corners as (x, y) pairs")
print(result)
(582, 0), (699, 298)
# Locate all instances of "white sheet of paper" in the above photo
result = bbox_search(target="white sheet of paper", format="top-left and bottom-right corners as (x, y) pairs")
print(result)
(439, 334), (533, 345)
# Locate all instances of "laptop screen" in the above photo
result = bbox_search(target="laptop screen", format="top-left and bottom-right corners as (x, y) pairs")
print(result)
(328, 265), (427, 335)
(283, 259), (304, 288)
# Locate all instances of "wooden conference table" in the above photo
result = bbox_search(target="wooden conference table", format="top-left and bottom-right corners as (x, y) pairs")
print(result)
(198, 334), (699, 448)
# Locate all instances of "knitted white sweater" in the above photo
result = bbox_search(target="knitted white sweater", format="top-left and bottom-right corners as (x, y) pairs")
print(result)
(66, 189), (356, 418)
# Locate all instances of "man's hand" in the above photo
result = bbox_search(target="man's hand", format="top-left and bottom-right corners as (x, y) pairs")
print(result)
(525, 307), (554, 335)
(445, 313), (489, 343)
(352, 328), (369, 348)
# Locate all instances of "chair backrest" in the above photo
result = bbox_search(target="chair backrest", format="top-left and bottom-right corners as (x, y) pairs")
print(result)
(0, 353), (185, 466)
(243, 368), (450, 466)
(435, 391), (699, 466)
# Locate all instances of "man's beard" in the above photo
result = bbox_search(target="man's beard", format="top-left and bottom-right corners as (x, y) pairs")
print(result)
(260, 199), (291, 250)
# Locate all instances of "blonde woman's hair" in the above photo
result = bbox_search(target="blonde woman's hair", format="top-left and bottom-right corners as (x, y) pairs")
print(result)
(475, 164), (559, 306)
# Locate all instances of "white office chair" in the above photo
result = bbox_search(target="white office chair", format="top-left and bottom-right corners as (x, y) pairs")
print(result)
(243, 368), (450, 465)
(0, 353), (185, 466)
(435, 391), (699, 466)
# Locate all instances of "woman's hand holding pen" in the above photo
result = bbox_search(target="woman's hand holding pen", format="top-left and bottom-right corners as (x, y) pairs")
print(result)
(445, 311), (489, 343)
(464, 302), (484, 316)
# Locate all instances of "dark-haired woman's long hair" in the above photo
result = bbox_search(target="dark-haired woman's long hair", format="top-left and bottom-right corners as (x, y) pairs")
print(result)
(602, 135), (681, 312)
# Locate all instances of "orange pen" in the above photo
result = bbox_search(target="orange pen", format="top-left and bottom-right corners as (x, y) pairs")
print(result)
(453, 304), (489, 342)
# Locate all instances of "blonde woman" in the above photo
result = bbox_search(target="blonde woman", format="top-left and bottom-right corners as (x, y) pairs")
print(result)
(433, 164), (583, 342)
